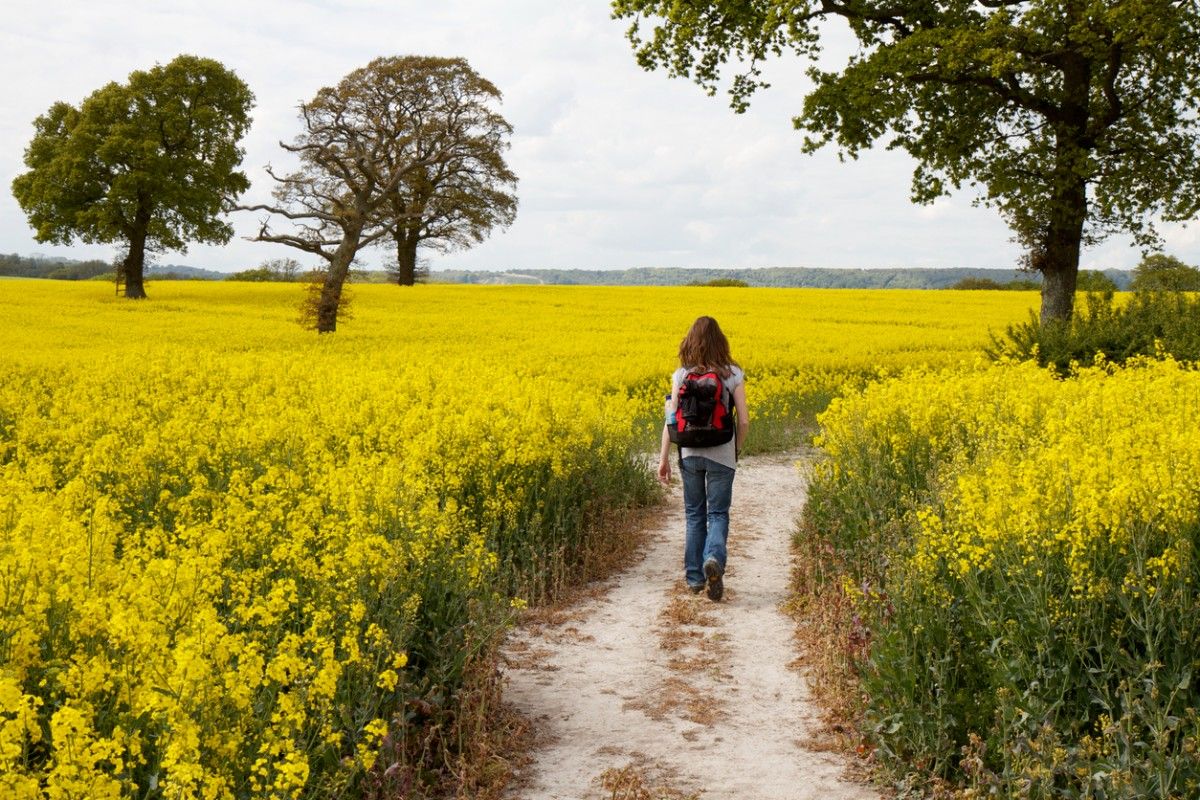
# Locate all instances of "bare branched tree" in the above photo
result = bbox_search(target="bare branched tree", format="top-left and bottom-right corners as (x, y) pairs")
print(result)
(239, 56), (497, 331)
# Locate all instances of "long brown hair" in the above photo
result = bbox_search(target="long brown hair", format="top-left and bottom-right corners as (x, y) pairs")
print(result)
(678, 316), (737, 376)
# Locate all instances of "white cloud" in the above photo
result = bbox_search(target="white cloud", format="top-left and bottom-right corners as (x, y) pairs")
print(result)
(1, 1), (1196, 273)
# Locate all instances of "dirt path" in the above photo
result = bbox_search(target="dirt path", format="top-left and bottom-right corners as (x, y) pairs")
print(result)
(500, 453), (880, 800)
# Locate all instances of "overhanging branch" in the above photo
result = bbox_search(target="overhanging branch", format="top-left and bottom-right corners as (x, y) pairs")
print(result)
(235, 201), (340, 224)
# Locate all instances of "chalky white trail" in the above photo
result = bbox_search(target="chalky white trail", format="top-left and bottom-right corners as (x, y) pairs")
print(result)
(501, 453), (880, 800)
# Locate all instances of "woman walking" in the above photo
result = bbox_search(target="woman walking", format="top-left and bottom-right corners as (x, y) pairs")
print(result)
(657, 316), (749, 601)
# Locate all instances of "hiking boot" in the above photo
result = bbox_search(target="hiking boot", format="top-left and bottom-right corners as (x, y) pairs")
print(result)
(703, 558), (724, 602)
(688, 583), (705, 594)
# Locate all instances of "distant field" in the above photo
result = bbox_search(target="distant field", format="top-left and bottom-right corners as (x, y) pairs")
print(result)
(0, 280), (1036, 429)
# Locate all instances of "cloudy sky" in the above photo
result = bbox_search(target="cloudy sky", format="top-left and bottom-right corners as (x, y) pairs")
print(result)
(2, 1), (1196, 274)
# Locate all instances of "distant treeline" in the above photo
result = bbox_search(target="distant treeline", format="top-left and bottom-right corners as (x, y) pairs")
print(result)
(0, 254), (228, 281)
(0, 254), (112, 280)
(4, 255), (1136, 290)
(433, 266), (1134, 290)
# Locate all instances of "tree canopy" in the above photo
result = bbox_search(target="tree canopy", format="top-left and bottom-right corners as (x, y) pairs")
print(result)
(612, 0), (1200, 322)
(241, 55), (515, 330)
(10, 55), (254, 299)
(372, 57), (518, 286)
(1130, 253), (1200, 292)
(1076, 269), (1119, 293)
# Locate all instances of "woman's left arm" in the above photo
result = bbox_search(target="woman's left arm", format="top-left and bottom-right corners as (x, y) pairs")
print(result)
(733, 382), (749, 457)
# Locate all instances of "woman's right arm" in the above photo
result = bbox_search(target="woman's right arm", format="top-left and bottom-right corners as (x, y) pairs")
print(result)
(657, 382), (679, 484)
(657, 423), (672, 484)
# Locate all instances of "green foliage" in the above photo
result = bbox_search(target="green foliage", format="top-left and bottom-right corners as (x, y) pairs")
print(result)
(950, 277), (1040, 290)
(957, 277), (1012, 290)
(227, 259), (304, 282)
(614, 0), (1200, 236)
(686, 277), (749, 287)
(1077, 269), (1119, 293)
(225, 268), (276, 282)
(0, 253), (110, 280)
(992, 290), (1200, 374)
(1130, 253), (1200, 292)
(436, 266), (1113, 288)
(613, 0), (1200, 320)
(43, 262), (111, 280)
(11, 55), (254, 296)
(863, 519), (1200, 798)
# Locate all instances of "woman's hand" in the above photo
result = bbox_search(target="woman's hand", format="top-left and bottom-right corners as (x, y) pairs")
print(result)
(657, 420), (673, 485)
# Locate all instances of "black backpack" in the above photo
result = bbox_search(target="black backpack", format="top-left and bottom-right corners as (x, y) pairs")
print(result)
(667, 370), (735, 448)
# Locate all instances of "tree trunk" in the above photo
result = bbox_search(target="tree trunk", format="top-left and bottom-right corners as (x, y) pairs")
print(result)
(122, 212), (151, 300)
(315, 274), (342, 333)
(1040, 262), (1079, 322)
(315, 228), (362, 333)
(1036, 177), (1087, 323)
(1037, 55), (1091, 324)
(394, 229), (420, 286)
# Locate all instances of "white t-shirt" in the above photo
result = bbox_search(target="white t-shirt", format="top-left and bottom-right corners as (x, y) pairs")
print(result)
(670, 365), (744, 470)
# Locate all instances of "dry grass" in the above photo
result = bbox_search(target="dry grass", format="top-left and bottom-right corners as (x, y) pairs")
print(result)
(624, 675), (720, 726)
(364, 650), (532, 800)
(665, 650), (721, 675)
(624, 587), (733, 726)
(598, 762), (701, 800)
(785, 517), (877, 773)
(571, 496), (670, 592)
(518, 602), (592, 630)
(657, 627), (703, 652)
(659, 594), (719, 628)
(499, 638), (558, 672)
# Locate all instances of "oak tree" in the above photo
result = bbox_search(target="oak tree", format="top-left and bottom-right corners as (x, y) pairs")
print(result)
(242, 56), (516, 329)
(373, 57), (517, 286)
(612, 0), (1200, 322)
(11, 55), (254, 299)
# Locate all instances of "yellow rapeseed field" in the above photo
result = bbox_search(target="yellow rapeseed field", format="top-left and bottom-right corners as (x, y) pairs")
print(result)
(0, 280), (1033, 798)
(817, 356), (1200, 595)
(809, 356), (1200, 795)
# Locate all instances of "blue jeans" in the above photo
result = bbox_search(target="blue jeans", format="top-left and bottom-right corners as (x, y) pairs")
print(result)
(680, 456), (735, 588)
